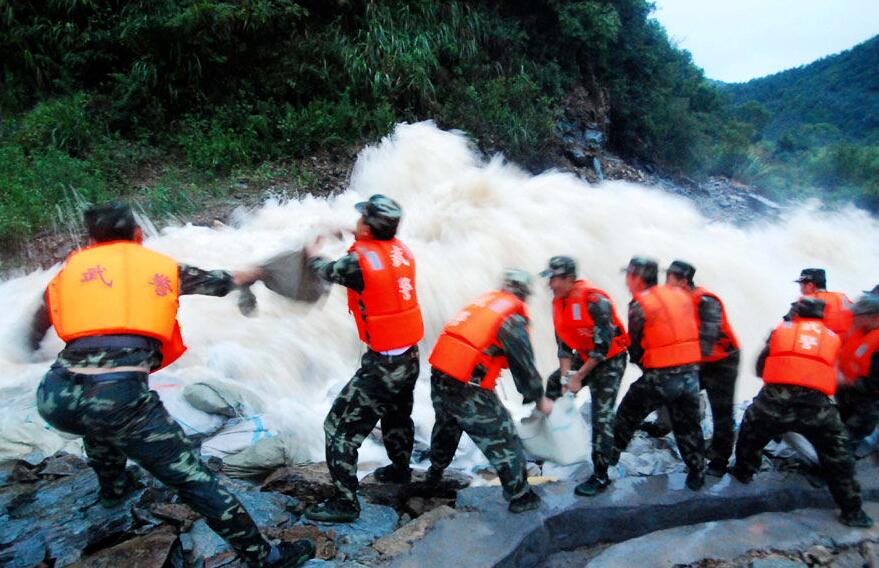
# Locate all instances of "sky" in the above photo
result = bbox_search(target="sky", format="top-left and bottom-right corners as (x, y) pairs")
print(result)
(651, 0), (879, 83)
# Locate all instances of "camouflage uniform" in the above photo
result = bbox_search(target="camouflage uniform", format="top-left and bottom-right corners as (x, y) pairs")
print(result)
(613, 298), (705, 473)
(429, 313), (544, 501)
(545, 294), (627, 478)
(835, 349), (879, 447)
(309, 253), (420, 507)
(32, 266), (274, 567)
(733, 336), (863, 515)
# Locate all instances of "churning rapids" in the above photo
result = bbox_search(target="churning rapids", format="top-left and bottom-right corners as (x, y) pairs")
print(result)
(1, 121), (878, 477)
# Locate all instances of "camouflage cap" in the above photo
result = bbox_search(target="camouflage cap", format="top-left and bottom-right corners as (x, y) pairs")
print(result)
(83, 202), (138, 242)
(792, 296), (825, 319)
(863, 284), (879, 295)
(622, 256), (659, 285)
(501, 268), (533, 299)
(852, 293), (879, 317)
(666, 259), (696, 283)
(539, 255), (577, 279)
(355, 194), (402, 235)
(795, 268), (826, 288)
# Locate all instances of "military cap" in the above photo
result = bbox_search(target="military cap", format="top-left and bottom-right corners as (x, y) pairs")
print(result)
(539, 256), (577, 279)
(502, 268), (533, 299)
(792, 296), (826, 319)
(355, 194), (402, 235)
(666, 259), (696, 283)
(622, 256), (659, 285)
(83, 202), (138, 242)
(795, 268), (827, 289)
(852, 293), (879, 317)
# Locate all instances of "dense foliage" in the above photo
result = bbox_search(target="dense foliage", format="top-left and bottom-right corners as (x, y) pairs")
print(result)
(1, 0), (870, 247)
(720, 35), (879, 208)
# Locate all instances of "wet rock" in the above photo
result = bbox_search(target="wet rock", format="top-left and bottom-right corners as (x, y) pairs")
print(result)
(864, 542), (879, 567)
(372, 505), (456, 556)
(70, 526), (182, 568)
(834, 549), (868, 568)
(359, 468), (469, 512)
(302, 498), (399, 558)
(261, 464), (335, 505)
(804, 545), (834, 565)
(181, 519), (228, 561)
(149, 503), (199, 529)
(38, 452), (88, 478)
(750, 558), (807, 568)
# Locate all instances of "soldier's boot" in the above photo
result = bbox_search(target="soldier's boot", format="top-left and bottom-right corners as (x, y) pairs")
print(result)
(424, 465), (444, 486)
(685, 469), (705, 491)
(372, 463), (412, 484)
(729, 465), (753, 484)
(303, 497), (360, 523)
(839, 508), (874, 528)
(98, 470), (139, 509)
(706, 460), (728, 478)
(574, 474), (611, 497)
(508, 489), (541, 514)
(265, 540), (316, 568)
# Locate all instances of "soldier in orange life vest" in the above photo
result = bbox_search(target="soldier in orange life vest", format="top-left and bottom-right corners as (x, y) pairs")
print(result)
(610, 257), (707, 492)
(664, 260), (740, 477)
(428, 269), (554, 513)
(836, 292), (879, 449)
(30, 203), (315, 568)
(731, 297), (873, 528)
(303, 194), (424, 523)
(791, 268), (854, 336)
(540, 255), (629, 497)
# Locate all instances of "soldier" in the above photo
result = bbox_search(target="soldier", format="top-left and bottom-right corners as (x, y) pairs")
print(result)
(663, 260), (740, 477)
(427, 269), (554, 513)
(30, 203), (314, 568)
(303, 194), (424, 523)
(610, 257), (706, 492)
(540, 256), (629, 496)
(837, 292), (879, 449)
(731, 297), (872, 528)
(792, 268), (854, 336)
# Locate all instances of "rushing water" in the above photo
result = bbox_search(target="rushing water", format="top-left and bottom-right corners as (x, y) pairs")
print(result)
(1, 121), (878, 470)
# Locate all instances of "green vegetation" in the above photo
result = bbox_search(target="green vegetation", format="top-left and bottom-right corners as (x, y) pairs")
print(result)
(720, 36), (879, 208)
(2, 1), (875, 248)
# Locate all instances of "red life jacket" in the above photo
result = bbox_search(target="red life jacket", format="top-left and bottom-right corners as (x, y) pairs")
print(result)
(805, 290), (853, 336)
(839, 328), (879, 385)
(762, 319), (840, 395)
(47, 241), (185, 371)
(552, 280), (628, 361)
(634, 284), (701, 369)
(347, 238), (424, 351)
(691, 287), (740, 363)
(429, 290), (528, 390)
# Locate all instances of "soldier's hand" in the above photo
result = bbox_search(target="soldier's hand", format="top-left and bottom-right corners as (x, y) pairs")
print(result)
(305, 236), (324, 258)
(536, 397), (554, 416)
(563, 374), (584, 395)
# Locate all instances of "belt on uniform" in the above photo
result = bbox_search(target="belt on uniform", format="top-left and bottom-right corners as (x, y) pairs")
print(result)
(69, 370), (149, 384)
(66, 334), (159, 351)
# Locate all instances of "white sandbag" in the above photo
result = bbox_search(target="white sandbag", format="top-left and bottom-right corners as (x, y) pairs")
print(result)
(221, 436), (287, 478)
(517, 394), (590, 465)
(150, 374), (226, 436)
(183, 379), (264, 418)
(201, 415), (275, 459)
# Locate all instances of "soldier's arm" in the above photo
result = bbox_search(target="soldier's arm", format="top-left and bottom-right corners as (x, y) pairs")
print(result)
(627, 300), (645, 368)
(863, 351), (879, 392)
(178, 264), (236, 296)
(698, 295), (723, 358)
(587, 295), (613, 362)
(308, 253), (364, 294)
(497, 315), (545, 404)
(27, 291), (53, 350)
(556, 333), (574, 373)
(755, 335), (772, 378)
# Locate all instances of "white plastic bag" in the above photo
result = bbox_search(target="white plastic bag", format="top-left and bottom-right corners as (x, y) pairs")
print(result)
(517, 393), (590, 465)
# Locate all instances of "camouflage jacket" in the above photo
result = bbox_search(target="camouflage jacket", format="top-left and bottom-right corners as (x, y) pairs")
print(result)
(555, 294), (615, 362)
(489, 314), (545, 404)
(308, 253), (364, 293)
(696, 292), (726, 358)
(29, 264), (235, 370)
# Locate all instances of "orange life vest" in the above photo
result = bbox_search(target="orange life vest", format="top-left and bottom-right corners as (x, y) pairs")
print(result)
(634, 284), (701, 369)
(552, 280), (629, 361)
(47, 241), (185, 371)
(762, 319), (840, 395)
(839, 328), (879, 385)
(691, 287), (740, 363)
(347, 238), (424, 352)
(429, 290), (528, 390)
(805, 290), (853, 336)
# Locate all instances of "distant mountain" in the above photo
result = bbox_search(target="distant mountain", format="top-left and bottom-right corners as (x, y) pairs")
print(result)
(722, 35), (879, 143)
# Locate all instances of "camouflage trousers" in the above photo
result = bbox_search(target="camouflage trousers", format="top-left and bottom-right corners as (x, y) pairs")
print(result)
(546, 352), (627, 477)
(324, 346), (420, 506)
(836, 384), (879, 447)
(36, 364), (270, 566)
(613, 366), (705, 473)
(429, 370), (530, 501)
(735, 385), (861, 514)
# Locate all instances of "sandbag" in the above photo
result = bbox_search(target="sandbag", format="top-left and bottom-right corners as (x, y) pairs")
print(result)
(221, 436), (288, 478)
(182, 380), (263, 418)
(260, 249), (327, 302)
(517, 394), (589, 465)
(200, 415), (275, 459)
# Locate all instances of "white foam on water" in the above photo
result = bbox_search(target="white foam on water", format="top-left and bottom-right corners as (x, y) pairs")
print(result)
(1, 121), (878, 472)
